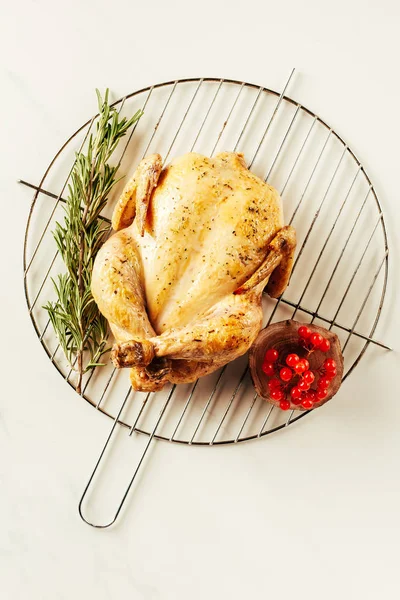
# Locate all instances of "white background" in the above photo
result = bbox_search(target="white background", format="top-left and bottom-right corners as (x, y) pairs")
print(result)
(1, 1), (400, 598)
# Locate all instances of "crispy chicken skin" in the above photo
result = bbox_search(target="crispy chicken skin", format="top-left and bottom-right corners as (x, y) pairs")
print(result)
(92, 152), (296, 391)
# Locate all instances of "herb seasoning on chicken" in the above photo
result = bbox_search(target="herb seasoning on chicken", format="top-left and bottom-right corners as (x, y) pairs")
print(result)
(91, 152), (296, 391)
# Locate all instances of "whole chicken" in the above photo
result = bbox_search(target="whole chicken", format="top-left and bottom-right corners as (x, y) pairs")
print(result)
(91, 152), (296, 392)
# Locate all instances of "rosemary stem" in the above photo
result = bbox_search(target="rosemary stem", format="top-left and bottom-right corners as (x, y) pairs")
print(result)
(43, 89), (143, 393)
(77, 353), (83, 395)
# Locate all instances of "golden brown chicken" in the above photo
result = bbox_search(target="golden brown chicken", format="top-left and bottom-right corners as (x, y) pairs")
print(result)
(91, 152), (296, 391)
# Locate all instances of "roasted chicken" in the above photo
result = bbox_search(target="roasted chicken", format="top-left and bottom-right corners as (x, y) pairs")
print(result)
(92, 152), (296, 391)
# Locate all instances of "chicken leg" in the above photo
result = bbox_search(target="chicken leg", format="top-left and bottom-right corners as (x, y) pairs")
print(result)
(111, 226), (296, 369)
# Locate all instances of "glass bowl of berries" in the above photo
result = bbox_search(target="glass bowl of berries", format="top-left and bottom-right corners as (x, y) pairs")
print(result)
(249, 320), (344, 412)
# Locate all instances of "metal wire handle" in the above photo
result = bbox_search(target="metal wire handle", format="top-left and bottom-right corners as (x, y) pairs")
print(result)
(79, 388), (174, 528)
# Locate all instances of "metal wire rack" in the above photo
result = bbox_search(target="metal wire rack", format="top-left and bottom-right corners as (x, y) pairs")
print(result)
(22, 72), (390, 527)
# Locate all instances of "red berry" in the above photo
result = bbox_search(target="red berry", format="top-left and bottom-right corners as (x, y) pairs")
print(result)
(294, 359), (309, 374)
(265, 348), (279, 363)
(310, 333), (323, 348)
(290, 386), (302, 400)
(268, 378), (282, 390)
(262, 362), (275, 376)
(324, 358), (337, 372)
(316, 388), (328, 400)
(298, 379), (310, 391)
(291, 396), (302, 406)
(318, 376), (331, 389)
(323, 371), (335, 381)
(301, 398), (314, 409)
(286, 353), (300, 367)
(271, 389), (284, 401)
(279, 367), (293, 382)
(291, 395), (303, 406)
(319, 338), (330, 352)
(303, 370), (315, 384)
(298, 326), (311, 339)
(307, 390), (317, 402)
(279, 400), (291, 411)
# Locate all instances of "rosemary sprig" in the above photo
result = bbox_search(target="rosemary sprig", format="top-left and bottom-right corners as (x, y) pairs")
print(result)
(44, 89), (142, 394)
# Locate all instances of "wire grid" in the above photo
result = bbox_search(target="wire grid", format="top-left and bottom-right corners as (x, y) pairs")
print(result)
(23, 76), (389, 446)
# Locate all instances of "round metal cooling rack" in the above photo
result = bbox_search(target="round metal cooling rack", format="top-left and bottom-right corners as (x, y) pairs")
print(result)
(23, 74), (389, 448)
(22, 73), (390, 527)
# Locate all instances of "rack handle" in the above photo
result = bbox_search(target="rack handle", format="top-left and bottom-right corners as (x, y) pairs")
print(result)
(78, 388), (174, 528)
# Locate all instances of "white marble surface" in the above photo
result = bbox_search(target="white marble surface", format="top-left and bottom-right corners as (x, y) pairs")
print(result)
(1, 1), (400, 598)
